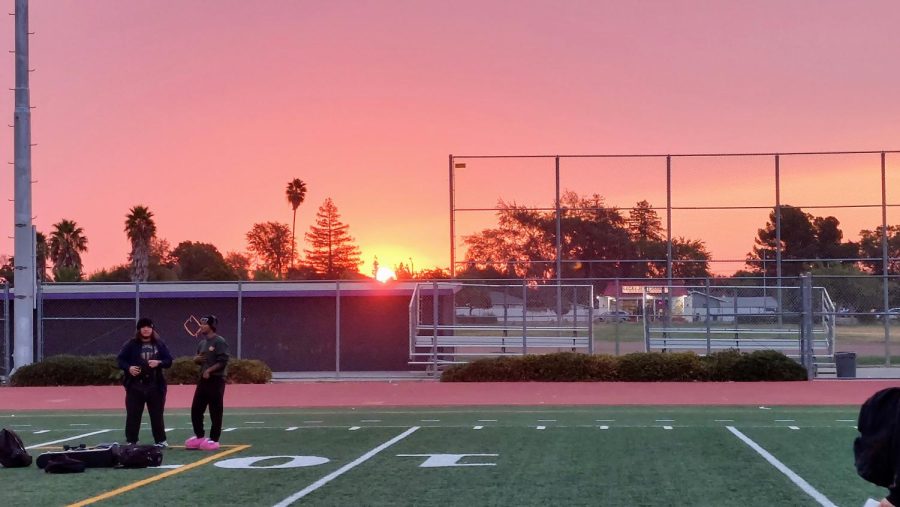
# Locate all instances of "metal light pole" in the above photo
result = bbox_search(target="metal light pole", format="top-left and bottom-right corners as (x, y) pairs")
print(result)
(13, 0), (36, 371)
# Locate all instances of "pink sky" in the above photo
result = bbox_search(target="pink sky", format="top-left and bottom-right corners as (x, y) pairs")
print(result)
(2, 1), (900, 276)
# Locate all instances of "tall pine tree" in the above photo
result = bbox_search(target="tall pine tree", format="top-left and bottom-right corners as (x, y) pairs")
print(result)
(304, 198), (362, 278)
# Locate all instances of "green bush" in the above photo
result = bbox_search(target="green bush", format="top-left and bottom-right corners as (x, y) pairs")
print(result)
(165, 357), (273, 385)
(10, 355), (122, 386)
(225, 359), (273, 384)
(9, 354), (273, 386)
(440, 350), (807, 382)
(441, 353), (617, 382)
(726, 350), (808, 381)
(701, 349), (745, 381)
(617, 352), (705, 381)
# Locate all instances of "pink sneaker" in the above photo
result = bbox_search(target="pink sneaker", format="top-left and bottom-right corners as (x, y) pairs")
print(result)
(184, 436), (205, 450)
(198, 439), (220, 451)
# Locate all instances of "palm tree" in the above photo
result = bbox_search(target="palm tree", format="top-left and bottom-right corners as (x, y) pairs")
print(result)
(125, 205), (157, 282)
(285, 178), (307, 267)
(49, 219), (88, 281)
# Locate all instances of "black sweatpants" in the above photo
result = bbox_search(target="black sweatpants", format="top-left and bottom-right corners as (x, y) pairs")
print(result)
(124, 385), (166, 444)
(191, 376), (226, 442)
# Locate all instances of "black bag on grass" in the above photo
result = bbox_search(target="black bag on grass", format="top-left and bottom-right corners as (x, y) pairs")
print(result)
(0, 428), (33, 468)
(854, 387), (900, 487)
(44, 455), (86, 474)
(113, 444), (163, 468)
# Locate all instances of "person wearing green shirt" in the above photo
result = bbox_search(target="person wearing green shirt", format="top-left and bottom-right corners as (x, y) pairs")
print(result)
(184, 315), (229, 451)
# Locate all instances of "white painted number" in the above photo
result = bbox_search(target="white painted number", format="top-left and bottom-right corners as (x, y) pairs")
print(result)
(396, 454), (498, 468)
(214, 456), (330, 469)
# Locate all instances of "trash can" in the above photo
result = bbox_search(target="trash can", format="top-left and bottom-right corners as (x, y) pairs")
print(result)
(834, 351), (857, 378)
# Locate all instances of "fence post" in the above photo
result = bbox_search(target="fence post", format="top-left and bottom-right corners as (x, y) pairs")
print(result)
(236, 281), (243, 360)
(431, 281), (440, 376)
(35, 281), (42, 362)
(881, 151), (891, 366)
(800, 273), (815, 379)
(135, 282), (140, 323)
(335, 280), (341, 377)
(3, 284), (9, 378)
(587, 285), (594, 354)
(522, 279), (528, 356)
(614, 278), (621, 356)
(705, 277), (711, 355)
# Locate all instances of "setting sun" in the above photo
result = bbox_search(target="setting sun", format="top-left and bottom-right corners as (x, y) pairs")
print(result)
(375, 266), (396, 283)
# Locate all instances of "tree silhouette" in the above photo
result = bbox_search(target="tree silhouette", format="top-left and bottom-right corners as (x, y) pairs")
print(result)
(125, 205), (157, 282)
(246, 222), (294, 278)
(49, 219), (88, 281)
(285, 179), (307, 268)
(304, 198), (362, 278)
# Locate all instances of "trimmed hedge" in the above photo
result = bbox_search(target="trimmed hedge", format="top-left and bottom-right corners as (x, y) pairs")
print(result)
(10, 355), (272, 386)
(440, 350), (808, 382)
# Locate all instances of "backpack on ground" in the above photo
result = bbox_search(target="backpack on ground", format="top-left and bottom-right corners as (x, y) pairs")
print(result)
(0, 428), (33, 468)
(44, 455), (86, 474)
(854, 387), (900, 487)
(113, 444), (163, 468)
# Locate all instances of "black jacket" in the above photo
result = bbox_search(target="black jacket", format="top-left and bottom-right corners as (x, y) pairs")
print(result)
(116, 337), (174, 394)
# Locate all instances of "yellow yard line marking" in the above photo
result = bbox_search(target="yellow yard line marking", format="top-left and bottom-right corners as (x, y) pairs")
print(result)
(67, 444), (251, 507)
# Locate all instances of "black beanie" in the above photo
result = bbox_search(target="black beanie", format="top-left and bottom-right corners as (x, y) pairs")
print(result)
(201, 315), (218, 331)
(136, 317), (154, 330)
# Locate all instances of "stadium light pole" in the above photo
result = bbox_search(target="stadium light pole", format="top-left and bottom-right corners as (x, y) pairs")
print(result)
(12, 0), (36, 372)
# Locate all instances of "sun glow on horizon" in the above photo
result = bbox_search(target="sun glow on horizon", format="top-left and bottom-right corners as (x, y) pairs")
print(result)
(375, 266), (396, 283)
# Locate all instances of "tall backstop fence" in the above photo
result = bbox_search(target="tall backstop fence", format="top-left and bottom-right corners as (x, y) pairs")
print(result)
(449, 150), (900, 290)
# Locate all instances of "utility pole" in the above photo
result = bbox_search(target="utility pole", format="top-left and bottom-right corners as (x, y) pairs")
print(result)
(13, 0), (35, 371)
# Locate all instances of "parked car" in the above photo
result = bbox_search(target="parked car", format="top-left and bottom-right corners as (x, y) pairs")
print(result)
(876, 308), (900, 320)
(596, 310), (633, 322)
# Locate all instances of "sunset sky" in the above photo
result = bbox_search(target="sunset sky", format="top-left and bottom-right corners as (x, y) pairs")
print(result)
(2, 1), (900, 276)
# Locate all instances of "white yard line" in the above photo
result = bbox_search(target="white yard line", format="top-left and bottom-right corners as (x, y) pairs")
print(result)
(663, 426), (673, 430)
(726, 426), (837, 507)
(285, 427), (299, 432)
(788, 426), (800, 430)
(33, 430), (50, 434)
(25, 429), (112, 450)
(272, 427), (419, 507)
(599, 425), (609, 430)
(536, 426), (546, 430)
(348, 426), (360, 431)
(473, 426), (484, 430)
(222, 427), (237, 432)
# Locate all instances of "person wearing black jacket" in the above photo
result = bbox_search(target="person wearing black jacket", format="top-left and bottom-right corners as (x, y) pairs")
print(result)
(116, 317), (173, 448)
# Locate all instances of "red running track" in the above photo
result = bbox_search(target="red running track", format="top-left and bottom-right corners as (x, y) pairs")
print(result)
(1, 380), (899, 411)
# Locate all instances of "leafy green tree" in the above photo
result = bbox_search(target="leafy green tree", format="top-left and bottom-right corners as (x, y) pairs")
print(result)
(87, 265), (131, 282)
(246, 222), (294, 278)
(171, 241), (236, 281)
(414, 267), (449, 280)
(809, 264), (884, 313)
(285, 178), (308, 268)
(463, 192), (708, 280)
(303, 198), (362, 278)
(49, 219), (88, 281)
(0, 255), (12, 285)
(748, 206), (857, 276)
(225, 251), (252, 280)
(858, 225), (900, 274)
(35, 232), (49, 282)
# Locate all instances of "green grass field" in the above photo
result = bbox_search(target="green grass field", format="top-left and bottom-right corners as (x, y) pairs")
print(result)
(0, 406), (884, 506)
